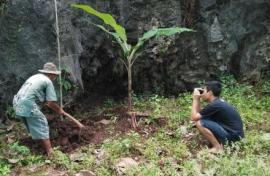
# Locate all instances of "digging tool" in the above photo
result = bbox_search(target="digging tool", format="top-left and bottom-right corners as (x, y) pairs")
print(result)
(63, 112), (85, 129)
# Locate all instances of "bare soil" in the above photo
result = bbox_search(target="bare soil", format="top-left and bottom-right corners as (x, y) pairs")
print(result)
(19, 107), (167, 154)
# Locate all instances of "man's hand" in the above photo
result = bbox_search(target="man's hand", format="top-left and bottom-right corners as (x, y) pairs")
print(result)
(193, 88), (203, 99)
(191, 88), (203, 121)
(46, 101), (66, 115)
(58, 108), (66, 115)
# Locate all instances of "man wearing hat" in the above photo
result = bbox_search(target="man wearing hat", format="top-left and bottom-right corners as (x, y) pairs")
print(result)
(13, 62), (69, 155)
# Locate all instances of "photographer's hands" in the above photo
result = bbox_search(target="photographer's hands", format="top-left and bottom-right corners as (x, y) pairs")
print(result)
(191, 88), (203, 121)
(193, 88), (204, 99)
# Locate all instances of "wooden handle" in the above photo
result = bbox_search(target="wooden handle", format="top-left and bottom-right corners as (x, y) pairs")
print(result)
(64, 113), (85, 128)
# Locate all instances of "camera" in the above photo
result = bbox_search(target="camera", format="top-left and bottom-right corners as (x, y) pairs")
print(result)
(195, 88), (204, 94)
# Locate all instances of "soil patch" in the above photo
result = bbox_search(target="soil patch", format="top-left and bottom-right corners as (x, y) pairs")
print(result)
(20, 107), (166, 154)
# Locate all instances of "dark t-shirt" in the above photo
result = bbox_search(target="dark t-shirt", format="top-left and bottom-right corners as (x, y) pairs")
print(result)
(200, 98), (244, 138)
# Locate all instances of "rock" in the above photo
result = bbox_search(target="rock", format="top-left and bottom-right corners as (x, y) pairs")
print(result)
(200, 0), (216, 9)
(261, 133), (270, 141)
(95, 119), (111, 125)
(116, 157), (138, 175)
(75, 170), (96, 176)
(94, 149), (105, 160)
(208, 16), (224, 42)
(180, 125), (188, 135)
(8, 158), (19, 164)
(69, 153), (86, 161)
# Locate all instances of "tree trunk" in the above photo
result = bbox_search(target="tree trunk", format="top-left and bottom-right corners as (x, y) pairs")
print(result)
(127, 62), (132, 111)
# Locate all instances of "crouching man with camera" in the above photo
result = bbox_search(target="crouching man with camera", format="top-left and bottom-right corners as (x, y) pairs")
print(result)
(191, 81), (244, 153)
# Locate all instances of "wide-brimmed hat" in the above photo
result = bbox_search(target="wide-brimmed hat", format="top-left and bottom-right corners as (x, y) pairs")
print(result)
(38, 62), (61, 75)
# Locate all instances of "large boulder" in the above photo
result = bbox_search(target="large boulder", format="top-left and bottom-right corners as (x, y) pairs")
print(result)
(0, 0), (270, 117)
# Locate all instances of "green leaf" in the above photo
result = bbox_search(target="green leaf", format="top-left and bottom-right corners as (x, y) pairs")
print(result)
(63, 65), (72, 73)
(93, 23), (131, 55)
(71, 4), (127, 43)
(63, 81), (71, 91)
(135, 27), (195, 51)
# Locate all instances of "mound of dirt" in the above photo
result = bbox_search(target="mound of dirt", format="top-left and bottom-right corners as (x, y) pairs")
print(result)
(20, 107), (167, 154)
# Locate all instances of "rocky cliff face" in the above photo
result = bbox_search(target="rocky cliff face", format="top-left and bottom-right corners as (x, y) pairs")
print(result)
(200, 0), (270, 82)
(0, 0), (269, 116)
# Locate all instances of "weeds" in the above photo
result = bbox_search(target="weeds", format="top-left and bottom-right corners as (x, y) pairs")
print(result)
(0, 160), (11, 176)
(50, 149), (70, 169)
(4, 105), (16, 120)
(0, 141), (43, 175)
(102, 131), (141, 159)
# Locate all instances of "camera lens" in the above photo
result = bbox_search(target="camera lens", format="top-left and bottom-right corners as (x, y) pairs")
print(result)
(199, 89), (204, 94)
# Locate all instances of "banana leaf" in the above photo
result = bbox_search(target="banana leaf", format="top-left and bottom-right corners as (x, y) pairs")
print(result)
(72, 4), (127, 43)
(134, 27), (195, 51)
(93, 23), (131, 55)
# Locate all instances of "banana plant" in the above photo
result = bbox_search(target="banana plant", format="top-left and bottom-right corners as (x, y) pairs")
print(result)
(72, 4), (194, 111)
